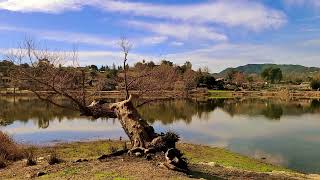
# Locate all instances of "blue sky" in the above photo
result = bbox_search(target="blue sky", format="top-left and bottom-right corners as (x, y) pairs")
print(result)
(0, 0), (320, 72)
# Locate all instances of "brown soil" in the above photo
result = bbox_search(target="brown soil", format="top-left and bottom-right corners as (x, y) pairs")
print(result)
(0, 154), (311, 180)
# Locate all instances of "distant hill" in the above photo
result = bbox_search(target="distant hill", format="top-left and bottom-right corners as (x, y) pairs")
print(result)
(217, 64), (320, 78)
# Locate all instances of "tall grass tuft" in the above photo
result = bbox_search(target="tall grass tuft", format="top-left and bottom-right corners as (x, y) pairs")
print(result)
(108, 146), (118, 153)
(48, 151), (62, 165)
(25, 147), (37, 166)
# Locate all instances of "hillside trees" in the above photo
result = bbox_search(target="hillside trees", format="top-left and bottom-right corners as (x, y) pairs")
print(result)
(310, 79), (320, 90)
(310, 73), (320, 90)
(261, 67), (282, 83)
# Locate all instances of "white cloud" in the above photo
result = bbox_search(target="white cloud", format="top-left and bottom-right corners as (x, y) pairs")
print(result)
(70, 43), (320, 73)
(164, 43), (320, 72)
(2, 41), (320, 73)
(138, 36), (168, 45)
(127, 21), (227, 41)
(0, 23), (118, 46)
(100, 0), (286, 31)
(0, 0), (88, 13)
(0, 24), (166, 47)
(0, 0), (287, 31)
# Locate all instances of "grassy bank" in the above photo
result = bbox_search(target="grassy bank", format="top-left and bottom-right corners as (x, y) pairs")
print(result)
(35, 141), (291, 173)
(208, 90), (233, 98)
(208, 90), (320, 99)
(1, 140), (310, 180)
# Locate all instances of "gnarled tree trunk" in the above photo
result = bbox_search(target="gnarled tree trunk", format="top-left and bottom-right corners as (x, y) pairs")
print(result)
(88, 95), (188, 173)
(110, 95), (157, 148)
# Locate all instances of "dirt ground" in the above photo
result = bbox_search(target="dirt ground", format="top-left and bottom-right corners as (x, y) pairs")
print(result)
(0, 154), (315, 180)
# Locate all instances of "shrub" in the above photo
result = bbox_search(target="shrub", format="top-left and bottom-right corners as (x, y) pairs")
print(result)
(108, 146), (118, 153)
(25, 147), (37, 166)
(0, 155), (6, 169)
(122, 142), (128, 151)
(311, 79), (320, 90)
(48, 151), (62, 165)
(0, 131), (24, 161)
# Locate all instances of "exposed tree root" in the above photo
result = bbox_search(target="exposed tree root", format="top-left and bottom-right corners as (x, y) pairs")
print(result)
(97, 149), (128, 161)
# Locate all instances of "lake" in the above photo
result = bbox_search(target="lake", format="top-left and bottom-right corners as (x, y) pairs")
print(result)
(1, 96), (320, 173)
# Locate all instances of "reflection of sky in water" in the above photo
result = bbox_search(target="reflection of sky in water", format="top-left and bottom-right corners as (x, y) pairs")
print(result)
(152, 108), (320, 173)
(1, 118), (126, 145)
(1, 99), (320, 173)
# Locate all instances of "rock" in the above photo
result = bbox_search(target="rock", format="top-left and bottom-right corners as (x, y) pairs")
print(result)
(130, 147), (145, 154)
(135, 152), (143, 157)
(129, 147), (145, 156)
(37, 172), (46, 177)
(37, 157), (45, 163)
(207, 162), (222, 167)
(164, 148), (189, 172)
(75, 159), (88, 163)
(308, 174), (320, 179)
(165, 148), (179, 161)
(145, 154), (152, 160)
(144, 148), (156, 154)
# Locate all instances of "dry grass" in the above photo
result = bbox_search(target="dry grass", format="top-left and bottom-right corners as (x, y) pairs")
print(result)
(25, 147), (37, 166)
(108, 146), (119, 153)
(0, 131), (24, 163)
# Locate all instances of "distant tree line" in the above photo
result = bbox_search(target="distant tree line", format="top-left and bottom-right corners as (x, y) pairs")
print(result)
(2, 58), (320, 91)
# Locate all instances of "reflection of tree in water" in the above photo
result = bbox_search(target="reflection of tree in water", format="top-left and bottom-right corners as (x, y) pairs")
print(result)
(261, 104), (283, 120)
(218, 98), (320, 120)
(310, 99), (320, 111)
(138, 99), (220, 124)
(0, 97), (80, 128)
(1, 97), (320, 127)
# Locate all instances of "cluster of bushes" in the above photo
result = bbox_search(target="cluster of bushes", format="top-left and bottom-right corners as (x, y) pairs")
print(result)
(310, 79), (320, 90)
(0, 131), (24, 168)
(0, 131), (64, 169)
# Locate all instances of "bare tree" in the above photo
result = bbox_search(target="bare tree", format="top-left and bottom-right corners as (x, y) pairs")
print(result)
(6, 38), (189, 172)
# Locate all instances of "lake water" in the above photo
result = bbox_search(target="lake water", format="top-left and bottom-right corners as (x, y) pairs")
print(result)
(1, 97), (320, 173)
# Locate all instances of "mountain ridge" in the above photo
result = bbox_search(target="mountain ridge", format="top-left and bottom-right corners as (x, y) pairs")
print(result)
(216, 64), (320, 78)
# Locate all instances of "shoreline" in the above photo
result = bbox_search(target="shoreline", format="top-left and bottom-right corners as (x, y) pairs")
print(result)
(1, 140), (319, 179)
(1, 89), (320, 99)
(208, 90), (320, 99)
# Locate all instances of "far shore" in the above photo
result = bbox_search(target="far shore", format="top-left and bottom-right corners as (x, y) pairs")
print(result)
(1, 89), (320, 99)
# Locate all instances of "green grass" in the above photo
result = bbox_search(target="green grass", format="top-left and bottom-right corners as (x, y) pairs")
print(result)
(38, 141), (293, 174)
(39, 167), (83, 179)
(37, 141), (125, 160)
(208, 90), (233, 99)
(178, 143), (293, 173)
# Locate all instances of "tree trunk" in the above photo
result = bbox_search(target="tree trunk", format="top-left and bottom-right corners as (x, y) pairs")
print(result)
(88, 95), (188, 172)
(110, 95), (157, 148)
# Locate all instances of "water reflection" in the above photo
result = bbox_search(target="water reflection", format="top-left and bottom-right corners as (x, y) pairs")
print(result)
(139, 98), (320, 123)
(0, 97), (80, 127)
(1, 97), (320, 173)
(1, 97), (320, 128)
